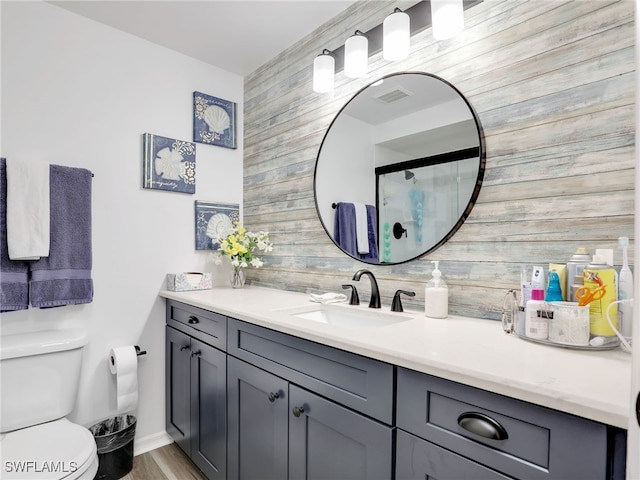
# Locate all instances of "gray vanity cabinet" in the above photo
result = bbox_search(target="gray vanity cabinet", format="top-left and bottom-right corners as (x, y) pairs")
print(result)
(165, 300), (227, 480)
(164, 299), (625, 480)
(227, 318), (394, 480)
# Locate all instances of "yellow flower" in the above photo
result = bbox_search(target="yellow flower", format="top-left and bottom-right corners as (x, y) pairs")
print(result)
(209, 221), (273, 270)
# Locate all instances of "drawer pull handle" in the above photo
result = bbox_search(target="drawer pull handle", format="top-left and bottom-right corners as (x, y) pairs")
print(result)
(292, 406), (304, 417)
(179, 344), (190, 351)
(268, 392), (280, 402)
(457, 412), (509, 440)
(190, 350), (201, 358)
(188, 316), (199, 324)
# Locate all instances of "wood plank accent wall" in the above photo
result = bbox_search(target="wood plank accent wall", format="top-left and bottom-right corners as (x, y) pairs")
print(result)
(243, 0), (635, 320)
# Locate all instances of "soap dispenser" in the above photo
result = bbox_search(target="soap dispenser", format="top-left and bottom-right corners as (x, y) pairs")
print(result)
(425, 261), (448, 318)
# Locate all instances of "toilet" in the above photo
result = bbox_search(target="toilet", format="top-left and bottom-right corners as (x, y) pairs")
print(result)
(0, 328), (99, 480)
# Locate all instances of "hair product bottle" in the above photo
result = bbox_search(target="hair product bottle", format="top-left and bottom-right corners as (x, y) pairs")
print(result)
(567, 247), (591, 302)
(583, 254), (618, 337)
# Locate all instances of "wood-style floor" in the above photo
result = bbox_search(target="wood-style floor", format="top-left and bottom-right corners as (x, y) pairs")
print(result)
(121, 442), (206, 480)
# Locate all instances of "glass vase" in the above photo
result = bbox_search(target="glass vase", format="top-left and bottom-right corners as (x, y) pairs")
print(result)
(230, 268), (246, 288)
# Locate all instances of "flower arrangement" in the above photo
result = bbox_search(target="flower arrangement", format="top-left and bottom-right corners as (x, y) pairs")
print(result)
(210, 221), (273, 270)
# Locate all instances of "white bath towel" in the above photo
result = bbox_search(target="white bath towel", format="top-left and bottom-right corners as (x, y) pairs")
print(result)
(6, 159), (50, 260)
(354, 202), (369, 255)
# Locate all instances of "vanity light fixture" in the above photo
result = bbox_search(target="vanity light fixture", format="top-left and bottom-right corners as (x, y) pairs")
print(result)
(344, 30), (368, 78)
(313, 49), (336, 93)
(310, 1), (482, 93)
(431, 0), (465, 40)
(383, 8), (410, 61)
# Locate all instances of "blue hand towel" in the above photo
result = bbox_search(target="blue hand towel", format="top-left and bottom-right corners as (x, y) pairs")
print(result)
(333, 202), (379, 262)
(334, 202), (358, 258)
(0, 158), (30, 312)
(30, 164), (93, 308)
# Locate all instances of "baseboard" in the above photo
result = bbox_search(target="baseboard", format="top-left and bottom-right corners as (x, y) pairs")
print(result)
(133, 430), (174, 456)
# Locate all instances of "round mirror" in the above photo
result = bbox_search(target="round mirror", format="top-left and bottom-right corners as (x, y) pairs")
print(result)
(314, 72), (485, 265)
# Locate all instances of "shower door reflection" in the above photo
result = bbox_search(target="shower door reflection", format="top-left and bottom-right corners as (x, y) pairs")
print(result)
(376, 151), (479, 263)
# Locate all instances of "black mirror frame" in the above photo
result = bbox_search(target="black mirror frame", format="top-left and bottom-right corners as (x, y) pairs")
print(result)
(313, 71), (486, 265)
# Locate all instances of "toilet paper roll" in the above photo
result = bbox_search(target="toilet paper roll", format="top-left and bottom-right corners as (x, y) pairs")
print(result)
(109, 346), (138, 413)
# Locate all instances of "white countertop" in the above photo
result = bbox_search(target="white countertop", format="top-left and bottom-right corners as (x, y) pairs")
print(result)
(160, 285), (632, 429)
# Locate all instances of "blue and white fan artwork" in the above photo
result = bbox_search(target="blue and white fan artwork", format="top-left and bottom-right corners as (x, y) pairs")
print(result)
(193, 91), (237, 149)
(143, 133), (196, 194)
(195, 201), (239, 250)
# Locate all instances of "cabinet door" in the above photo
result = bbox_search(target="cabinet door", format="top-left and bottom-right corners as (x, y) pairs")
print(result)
(165, 326), (192, 455)
(396, 430), (512, 480)
(191, 338), (227, 480)
(289, 385), (392, 480)
(227, 356), (289, 480)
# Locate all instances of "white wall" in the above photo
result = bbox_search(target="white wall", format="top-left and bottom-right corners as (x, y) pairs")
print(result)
(1, 1), (243, 452)
(315, 114), (374, 232)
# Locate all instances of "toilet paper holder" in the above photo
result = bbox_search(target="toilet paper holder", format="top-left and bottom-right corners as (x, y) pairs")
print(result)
(134, 345), (146, 356)
(109, 346), (146, 367)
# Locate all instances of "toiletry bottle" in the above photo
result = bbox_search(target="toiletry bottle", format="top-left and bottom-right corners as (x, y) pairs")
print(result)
(566, 247), (590, 302)
(531, 266), (545, 290)
(545, 272), (563, 302)
(618, 237), (634, 340)
(583, 254), (618, 337)
(525, 289), (548, 340)
(425, 261), (448, 318)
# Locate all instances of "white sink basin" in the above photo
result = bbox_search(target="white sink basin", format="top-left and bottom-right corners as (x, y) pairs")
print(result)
(276, 304), (413, 329)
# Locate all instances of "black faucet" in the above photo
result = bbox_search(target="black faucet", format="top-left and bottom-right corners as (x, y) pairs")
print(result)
(352, 269), (381, 309)
(341, 284), (360, 305)
(391, 290), (415, 312)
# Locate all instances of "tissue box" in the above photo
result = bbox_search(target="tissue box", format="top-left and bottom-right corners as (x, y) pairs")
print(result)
(166, 272), (212, 292)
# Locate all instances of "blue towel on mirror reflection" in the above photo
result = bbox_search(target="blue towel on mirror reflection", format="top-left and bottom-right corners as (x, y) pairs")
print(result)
(0, 158), (30, 312)
(334, 202), (378, 262)
(30, 164), (93, 308)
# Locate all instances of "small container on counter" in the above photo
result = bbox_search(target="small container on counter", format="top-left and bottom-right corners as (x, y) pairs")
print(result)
(547, 302), (590, 346)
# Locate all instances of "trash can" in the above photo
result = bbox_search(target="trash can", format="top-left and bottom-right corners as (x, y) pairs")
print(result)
(89, 415), (137, 480)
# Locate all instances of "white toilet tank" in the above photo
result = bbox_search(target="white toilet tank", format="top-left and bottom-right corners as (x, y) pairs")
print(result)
(0, 328), (88, 433)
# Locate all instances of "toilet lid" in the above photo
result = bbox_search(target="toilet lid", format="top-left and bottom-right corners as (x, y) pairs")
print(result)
(0, 418), (97, 480)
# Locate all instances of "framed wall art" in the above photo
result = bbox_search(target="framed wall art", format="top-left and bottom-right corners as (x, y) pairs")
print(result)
(142, 133), (196, 193)
(195, 200), (239, 250)
(193, 91), (237, 149)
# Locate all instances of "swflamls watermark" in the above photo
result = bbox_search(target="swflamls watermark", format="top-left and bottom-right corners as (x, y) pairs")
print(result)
(4, 461), (78, 474)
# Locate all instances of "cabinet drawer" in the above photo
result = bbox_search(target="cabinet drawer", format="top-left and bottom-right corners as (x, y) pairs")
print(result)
(166, 300), (226, 351)
(397, 367), (608, 479)
(227, 318), (393, 424)
(396, 429), (512, 480)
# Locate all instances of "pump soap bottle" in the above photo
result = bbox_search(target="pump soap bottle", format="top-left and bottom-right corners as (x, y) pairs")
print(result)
(425, 261), (448, 318)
